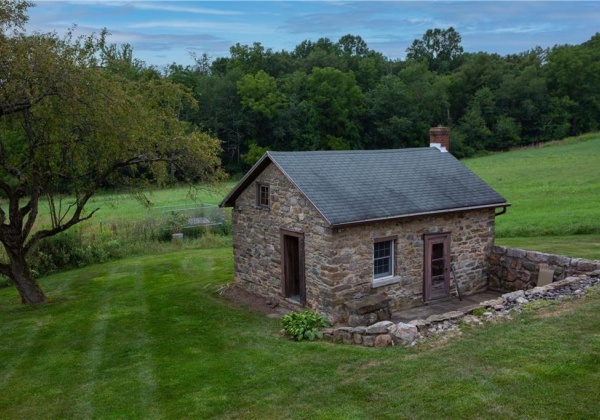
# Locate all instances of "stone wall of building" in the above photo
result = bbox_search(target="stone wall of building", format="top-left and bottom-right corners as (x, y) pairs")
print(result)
(489, 246), (600, 291)
(327, 210), (496, 319)
(231, 163), (334, 313)
(231, 162), (497, 323)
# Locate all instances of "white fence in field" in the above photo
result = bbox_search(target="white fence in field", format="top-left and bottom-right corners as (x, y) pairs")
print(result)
(147, 204), (224, 235)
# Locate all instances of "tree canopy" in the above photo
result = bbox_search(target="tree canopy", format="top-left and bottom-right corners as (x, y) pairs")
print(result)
(0, 1), (223, 303)
(162, 28), (600, 170)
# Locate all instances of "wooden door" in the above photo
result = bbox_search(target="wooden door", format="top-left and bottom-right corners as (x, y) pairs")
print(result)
(423, 233), (451, 301)
(281, 231), (305, 305)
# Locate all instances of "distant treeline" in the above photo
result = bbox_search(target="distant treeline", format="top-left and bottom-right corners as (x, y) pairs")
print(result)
(117, 28), (600, 172)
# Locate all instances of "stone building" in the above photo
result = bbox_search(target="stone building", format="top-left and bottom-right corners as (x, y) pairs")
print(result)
(220, 128), (509, 323)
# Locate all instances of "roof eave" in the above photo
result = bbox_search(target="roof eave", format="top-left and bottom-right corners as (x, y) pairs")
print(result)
(219, 152), (273, 207)
(218, 152), (334, 226)
(329, 202), (511, 229)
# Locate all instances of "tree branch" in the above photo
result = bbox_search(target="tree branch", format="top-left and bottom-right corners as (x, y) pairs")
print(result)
(21, 186), (39, 239)
(24, 204), (99, 254)
(0, 92), (55, 117)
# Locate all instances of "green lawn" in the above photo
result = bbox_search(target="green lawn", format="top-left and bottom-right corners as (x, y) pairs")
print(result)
(464, 133), (600, 259)
(1, 249), (599, 418)
(495, 234), (600, 260)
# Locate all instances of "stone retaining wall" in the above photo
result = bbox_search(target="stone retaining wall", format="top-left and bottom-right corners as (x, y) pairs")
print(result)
(321, 246), (600, 348)
(489, 246), (600, 291)
(323, 273), (600, 348)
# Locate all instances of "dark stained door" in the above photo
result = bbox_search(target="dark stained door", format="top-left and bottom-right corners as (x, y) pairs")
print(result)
(281, 231), (305, 305)
(424, 234), (451, 301)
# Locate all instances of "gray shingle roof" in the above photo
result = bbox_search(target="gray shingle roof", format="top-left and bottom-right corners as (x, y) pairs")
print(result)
(221, 148), (508, 227)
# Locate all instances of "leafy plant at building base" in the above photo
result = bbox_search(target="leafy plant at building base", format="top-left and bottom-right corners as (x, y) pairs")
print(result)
(281, 310), (330, 341)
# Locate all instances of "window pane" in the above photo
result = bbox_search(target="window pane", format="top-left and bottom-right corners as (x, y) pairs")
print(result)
(258, 184), (269, 206)
(432, 243), (443, 259)
(432, 260), (444, 277)
(374, 242), (390, 259)
(374, 259), (390, 275)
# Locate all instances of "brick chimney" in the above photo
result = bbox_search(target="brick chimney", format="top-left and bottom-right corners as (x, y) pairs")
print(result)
(429, 126), (450, 152)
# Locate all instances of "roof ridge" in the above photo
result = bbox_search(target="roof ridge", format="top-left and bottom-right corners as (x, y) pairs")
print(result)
(269, 148), (430, 155)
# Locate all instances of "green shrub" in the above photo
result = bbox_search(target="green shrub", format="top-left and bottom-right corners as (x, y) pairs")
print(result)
(281, 310), (330, 341)
(472, 307), (486, 316)
(28, 230), (129, 278)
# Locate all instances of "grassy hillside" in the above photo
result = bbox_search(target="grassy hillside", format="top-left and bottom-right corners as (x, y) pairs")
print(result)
(0, 250), (599, 418)
(464, 133), (600, 259)
(38, 182), (236, 226)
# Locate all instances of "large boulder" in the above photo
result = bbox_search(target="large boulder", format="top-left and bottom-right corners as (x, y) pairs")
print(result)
(389, 322), (418, 346)
(345, 293), (390, 315)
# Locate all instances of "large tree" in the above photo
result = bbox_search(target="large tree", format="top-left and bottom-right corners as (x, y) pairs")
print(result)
(0, 2), (223, 304)
(406, 27), (464, 74)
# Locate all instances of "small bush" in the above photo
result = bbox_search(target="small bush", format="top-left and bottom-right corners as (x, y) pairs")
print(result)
(281, 310), (330, 341)
(471, 307), (486, 316)
(28, 230), (129, 278)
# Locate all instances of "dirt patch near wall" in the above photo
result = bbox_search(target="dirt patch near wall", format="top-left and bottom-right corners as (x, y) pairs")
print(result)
(220, 284), (294, 317)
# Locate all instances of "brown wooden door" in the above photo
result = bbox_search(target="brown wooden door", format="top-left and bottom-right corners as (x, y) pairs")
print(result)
(281, 231), (305, 305)
(423, 233), (451, 301)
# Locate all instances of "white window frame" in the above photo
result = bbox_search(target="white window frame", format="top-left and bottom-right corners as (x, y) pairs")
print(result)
(372, 236), (401, 288)
(373, 237), (395, 279)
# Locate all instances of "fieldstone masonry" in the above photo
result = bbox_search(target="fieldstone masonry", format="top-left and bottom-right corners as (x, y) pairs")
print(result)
(489, 245), (600, 290)
(322, 246), (600, 348)
(323, 273), (600, 348)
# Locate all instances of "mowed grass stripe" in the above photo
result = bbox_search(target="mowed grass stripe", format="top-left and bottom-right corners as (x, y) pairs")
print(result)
(76, 270), (116, 418)
(140, 250), (246, 417)
(132, 266), (160, 418)
(0, 272), (113, 417)
(0, 317), (47, 390)
(82, 261), (157, 417)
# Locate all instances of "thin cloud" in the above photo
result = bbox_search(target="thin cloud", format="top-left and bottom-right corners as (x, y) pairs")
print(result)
(128, 20), (259, 31)
(133, 3), (244, 16)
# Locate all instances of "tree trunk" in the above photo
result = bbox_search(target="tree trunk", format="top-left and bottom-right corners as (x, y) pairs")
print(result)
(9, 252), (46, 304)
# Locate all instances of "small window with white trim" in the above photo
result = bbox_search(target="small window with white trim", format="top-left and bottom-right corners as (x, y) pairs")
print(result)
(373, 238), (395, 279)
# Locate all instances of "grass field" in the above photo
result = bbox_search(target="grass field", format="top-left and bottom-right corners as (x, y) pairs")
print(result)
(464, 133), (600, 259)
(38, 182), (236, 226)
(1, 250), (599, 418)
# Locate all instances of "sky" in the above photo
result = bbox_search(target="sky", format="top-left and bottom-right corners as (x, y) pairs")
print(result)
(25, 1), (600, 68)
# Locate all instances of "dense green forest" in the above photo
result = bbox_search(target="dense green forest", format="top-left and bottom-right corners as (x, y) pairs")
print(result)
(140, 27), (598, 173)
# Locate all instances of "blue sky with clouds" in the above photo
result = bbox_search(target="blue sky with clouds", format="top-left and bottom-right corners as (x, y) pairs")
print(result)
(26, 1), (600, 67)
